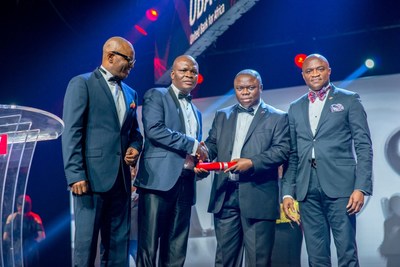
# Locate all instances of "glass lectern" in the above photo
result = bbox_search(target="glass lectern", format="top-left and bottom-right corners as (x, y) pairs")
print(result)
(0, 104), (64, 267)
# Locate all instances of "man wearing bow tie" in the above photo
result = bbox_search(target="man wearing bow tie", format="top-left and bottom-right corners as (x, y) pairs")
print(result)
(196, 69), (290, 266)
(282, 54), (373, 267)
(62, 36), (143, 267)
(134, 55), (208, 267)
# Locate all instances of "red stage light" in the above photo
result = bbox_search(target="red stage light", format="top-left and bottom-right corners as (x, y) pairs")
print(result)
(134, 24), (148, 36)
(294, 54), (307, 68)
(197, 73), (204, 84)
(0, 134), (7, 155)
(146, 8), (159, 21)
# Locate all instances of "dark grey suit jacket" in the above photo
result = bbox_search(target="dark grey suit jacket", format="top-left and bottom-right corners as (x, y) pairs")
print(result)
(62, 68), (143, 193)
(205, 101), (290, 220)
(282, 85), (373, 201)
(135, 87), (202, 193)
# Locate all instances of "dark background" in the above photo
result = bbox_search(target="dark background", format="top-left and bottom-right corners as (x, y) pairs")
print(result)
(1, 0), (399, 265)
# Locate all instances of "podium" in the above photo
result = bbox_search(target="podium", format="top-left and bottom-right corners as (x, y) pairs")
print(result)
(0, 104), (64, 267)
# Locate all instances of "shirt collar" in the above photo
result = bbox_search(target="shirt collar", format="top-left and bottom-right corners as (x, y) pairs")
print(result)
(171, 84), (191, 99)
(238, 100), (262, 114)
(308, 83), (331, 94)
(99, 66), (115, 82)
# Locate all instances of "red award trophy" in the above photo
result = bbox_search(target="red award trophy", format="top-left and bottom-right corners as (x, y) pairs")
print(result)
(196, 162), (236, 171)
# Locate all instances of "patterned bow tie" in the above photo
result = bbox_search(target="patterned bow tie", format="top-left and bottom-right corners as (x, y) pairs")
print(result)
(308, 86), (330, 103)
(237, 105), (255, 116)
(178, 92), (192, 102)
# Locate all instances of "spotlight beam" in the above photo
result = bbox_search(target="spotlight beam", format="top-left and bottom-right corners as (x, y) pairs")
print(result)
(339, 65), (368, 88)
(202, 89), (235, 117)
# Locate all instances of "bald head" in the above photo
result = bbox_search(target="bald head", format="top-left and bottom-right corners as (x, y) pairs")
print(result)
(102, 36), (135, 80)
(235, 69), (263, 86)
(172, 55), (198, 70)
(303, 54), (330, 69)
(103, 36), (132, 53)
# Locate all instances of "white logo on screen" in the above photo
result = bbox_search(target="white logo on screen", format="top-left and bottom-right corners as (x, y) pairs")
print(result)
(189, 0), (214, 26)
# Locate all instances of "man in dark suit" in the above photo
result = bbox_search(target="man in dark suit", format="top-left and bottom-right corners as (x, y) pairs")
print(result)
(197, 69), (290, 266)
(282, 54), (373, 267)
(62, 36), (143, 267)
(134, 55), (208, 267)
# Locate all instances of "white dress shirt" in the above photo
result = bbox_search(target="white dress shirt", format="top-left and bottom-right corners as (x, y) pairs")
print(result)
(171, 85), (199, 169)
(229, 102), (260, 181)
(309, 87), (329, 158)
(99, 66), (126, 127)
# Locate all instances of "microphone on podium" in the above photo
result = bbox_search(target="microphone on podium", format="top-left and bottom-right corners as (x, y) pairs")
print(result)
(195, 162), (236, 171)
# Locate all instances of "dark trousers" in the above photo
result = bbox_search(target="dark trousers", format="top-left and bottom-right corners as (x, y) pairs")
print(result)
(214, 182), (276, 267)
(271, 222), (303, 267)
(300, 167), (358, 267)
(136, 171), (195, 267)
(73, 174), (130, 267)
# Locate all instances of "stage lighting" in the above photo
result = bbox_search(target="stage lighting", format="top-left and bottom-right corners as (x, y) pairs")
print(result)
(294, 54), (307, 68)
(197, 73), (204, 84)
(134, 24), (148, 36)
(365, 59), (375, 69)
(146, 8), (159, 21)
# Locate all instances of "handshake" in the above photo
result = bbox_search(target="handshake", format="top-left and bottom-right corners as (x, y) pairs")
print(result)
(193, 141), (210, 179)
(195, 141), (209, 163)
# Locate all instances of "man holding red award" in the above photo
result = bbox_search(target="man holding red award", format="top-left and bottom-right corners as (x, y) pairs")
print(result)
(196, 69), (290, 266)
(134, 55), (208, 267)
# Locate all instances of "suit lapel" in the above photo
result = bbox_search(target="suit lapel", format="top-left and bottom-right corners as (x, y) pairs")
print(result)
(168, 87), (186, 133)
(191, 104), (201, 140)
(95, 69), (120, 122)
(243, 102), (267, 145)
(300, 96), (314, 138)
(120, 83), (129, 125)
(314, 86), (335, 136)
(227, 106), (239, 151)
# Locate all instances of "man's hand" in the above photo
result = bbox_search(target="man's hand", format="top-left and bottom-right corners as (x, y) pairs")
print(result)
(224, 158), (253, 174)
(195, 141), (209, 162)
(130, 166), (137, 179)
(346, 190), (365, 215)
(131, 186), (139, 203)
(282, 197), (301, 225)
(71, 180), (89, 195)
(194, 162), (210, 180)
(125, 147), (140, 166)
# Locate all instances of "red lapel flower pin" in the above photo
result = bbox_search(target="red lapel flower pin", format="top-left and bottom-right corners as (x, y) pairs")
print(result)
(130, 101), (136, 109)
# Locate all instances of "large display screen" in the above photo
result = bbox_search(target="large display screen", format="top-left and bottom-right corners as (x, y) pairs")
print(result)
(154, 0), (259, 84)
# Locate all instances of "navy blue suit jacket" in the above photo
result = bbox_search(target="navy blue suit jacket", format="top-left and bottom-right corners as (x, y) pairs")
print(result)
(282, 85), (373, 201)
(62, 68), (143, 193)
(135, 87), (202, 193)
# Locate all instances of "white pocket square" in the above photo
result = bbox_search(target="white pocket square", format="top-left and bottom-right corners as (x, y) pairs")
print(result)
(330, 103), (344, 112)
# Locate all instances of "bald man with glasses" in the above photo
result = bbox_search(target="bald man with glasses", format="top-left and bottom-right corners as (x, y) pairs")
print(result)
(62, 36), (143, 267)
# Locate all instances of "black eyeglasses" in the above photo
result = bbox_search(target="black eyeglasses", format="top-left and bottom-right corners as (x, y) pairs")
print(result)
(111, 51), (136, 66)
